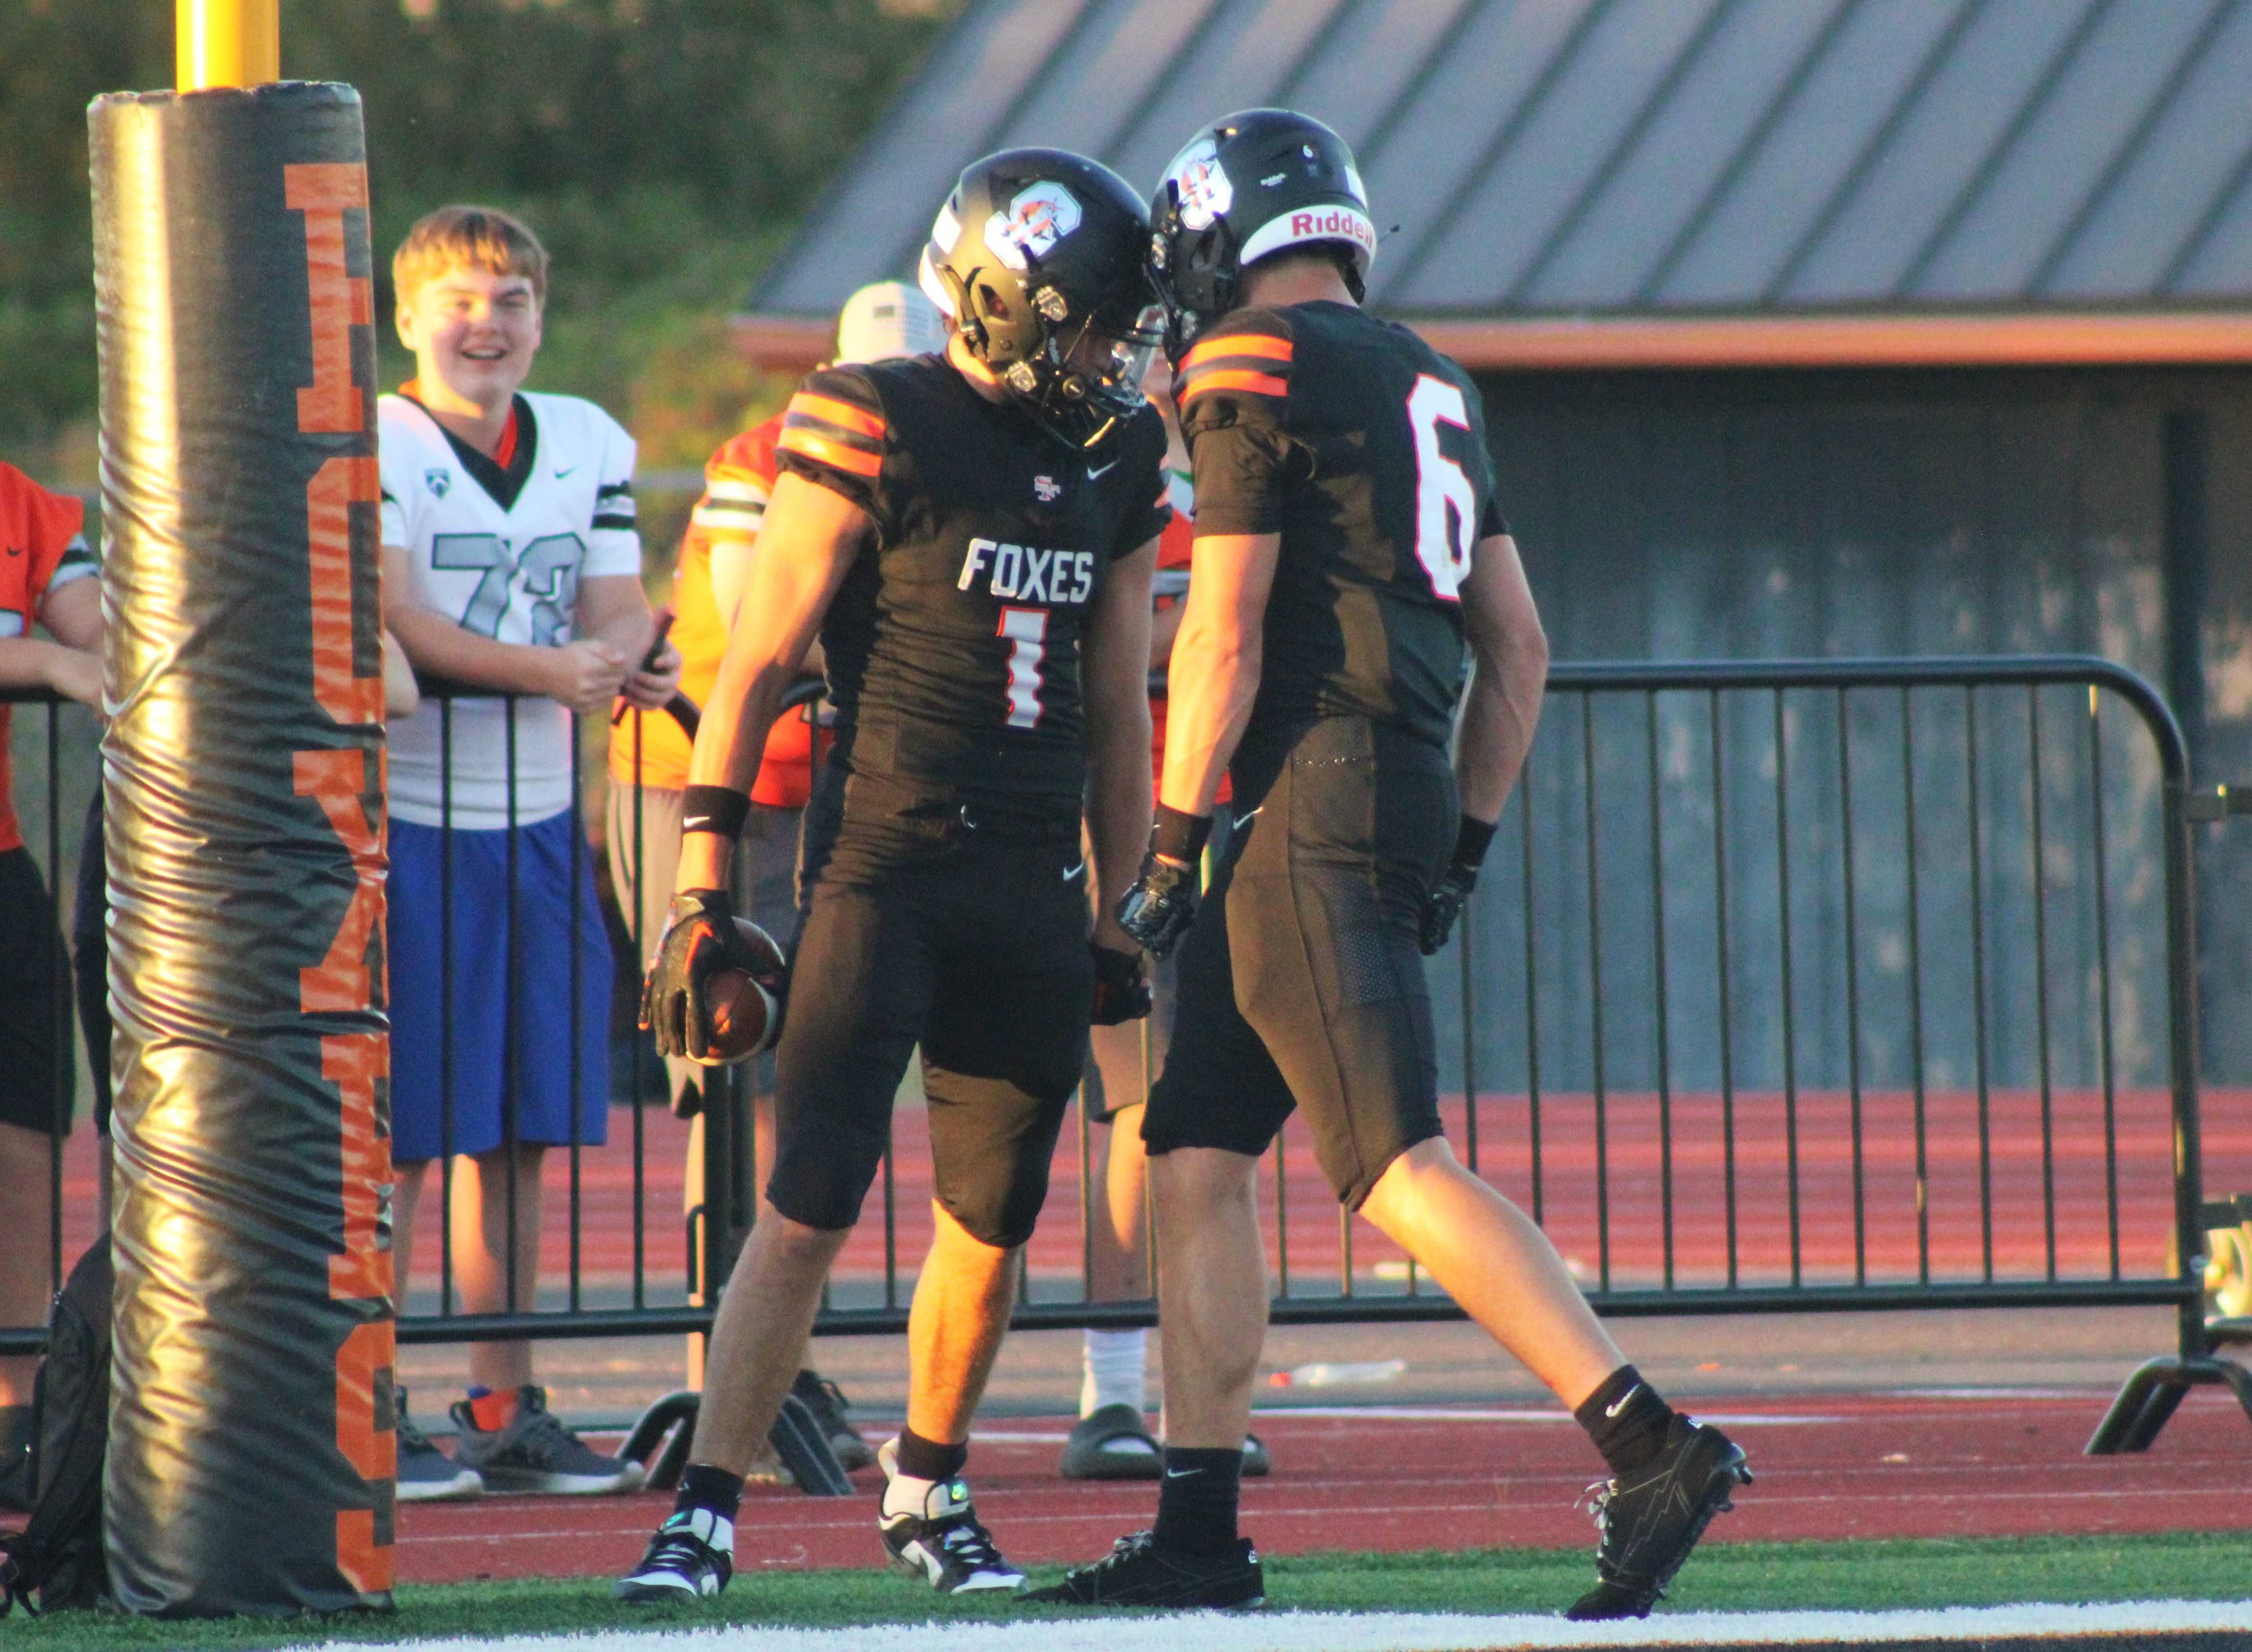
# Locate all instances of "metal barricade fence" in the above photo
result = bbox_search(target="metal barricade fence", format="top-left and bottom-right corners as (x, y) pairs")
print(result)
(6, 658), (2232, 1432)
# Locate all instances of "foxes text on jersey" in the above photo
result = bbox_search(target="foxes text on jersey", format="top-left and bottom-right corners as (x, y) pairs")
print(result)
(771, 358), (1169, 825)
(380, 391), (642, 829)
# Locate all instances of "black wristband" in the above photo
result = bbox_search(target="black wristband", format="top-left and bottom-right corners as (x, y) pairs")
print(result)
(1452, 813), (1498, 870)
(1151, 803), (1212, 864)
(680, 784), (750, 841)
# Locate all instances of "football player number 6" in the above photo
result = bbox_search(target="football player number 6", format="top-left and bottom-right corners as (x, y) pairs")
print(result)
(1407, 375), (1476, 601)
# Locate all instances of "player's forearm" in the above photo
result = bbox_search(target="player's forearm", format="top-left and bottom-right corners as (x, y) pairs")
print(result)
(1157, 621), (1260, 817)
(386, 601), (563, 697)
(1455, 636), (1546, 823)
(674, 648), (793, 891)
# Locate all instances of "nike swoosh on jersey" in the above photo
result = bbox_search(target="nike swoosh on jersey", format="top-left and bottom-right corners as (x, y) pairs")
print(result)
(1603, 1384), (1644, 1419)
(1061, 860), (1086, 882)
(554, 464), (579, 478)
(1085, 458), (1118, 479)
(1164, 1467), (1201, 1479)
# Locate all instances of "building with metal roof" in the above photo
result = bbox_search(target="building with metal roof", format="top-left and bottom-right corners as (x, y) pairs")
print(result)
(734, 0), (2252, 1082)
(741, 0), (2252, 368)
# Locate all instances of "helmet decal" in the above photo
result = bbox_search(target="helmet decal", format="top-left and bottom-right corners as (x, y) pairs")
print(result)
(984, 181), (1082, 271)
(930, 201), (963, 255)
(1168, 138), (1234, 231)
(1238, 201), (1378, 268)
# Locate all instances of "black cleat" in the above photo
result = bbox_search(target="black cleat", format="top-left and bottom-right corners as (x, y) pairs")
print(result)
(1565, 1416), (1751, 1620)
(877, 1438), (1024, 1593)
(791, 1369), (876, 1472)
(615, 1508), (734, 1602)
(1023, 1529), (1264, 1609)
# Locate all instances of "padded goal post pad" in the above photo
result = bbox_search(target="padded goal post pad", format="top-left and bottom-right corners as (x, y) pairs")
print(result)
(90, 80), (394, 1616)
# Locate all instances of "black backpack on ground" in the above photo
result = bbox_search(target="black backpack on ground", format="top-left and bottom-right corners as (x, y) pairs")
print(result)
(0, 1233), (112, 1615)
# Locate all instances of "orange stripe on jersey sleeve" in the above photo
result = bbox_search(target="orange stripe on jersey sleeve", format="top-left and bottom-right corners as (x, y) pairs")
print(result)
(1181, 332), (1293, 369)
(1177, 368), (1289, 404)
(789, 392), (886, 440)
(777, 427), (883, 477)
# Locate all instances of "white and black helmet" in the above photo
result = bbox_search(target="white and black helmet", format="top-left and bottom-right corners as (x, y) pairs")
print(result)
(1149, 109), (1376, 350)
(917, 147), (1163, 448)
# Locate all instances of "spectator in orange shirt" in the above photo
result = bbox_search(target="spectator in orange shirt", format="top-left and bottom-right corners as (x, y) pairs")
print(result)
(608, 280), (946, 1477)
(0, 460), (100, 1511)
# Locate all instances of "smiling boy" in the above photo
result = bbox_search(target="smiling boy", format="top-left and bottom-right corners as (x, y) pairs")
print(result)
(379, 206), (679, 1500)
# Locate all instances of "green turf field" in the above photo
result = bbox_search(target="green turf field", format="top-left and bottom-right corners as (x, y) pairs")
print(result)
(7, 1534), (2248, 1649)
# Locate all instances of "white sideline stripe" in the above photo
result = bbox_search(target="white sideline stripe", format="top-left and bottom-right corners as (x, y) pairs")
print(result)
(312, 1598), (2252, 1651)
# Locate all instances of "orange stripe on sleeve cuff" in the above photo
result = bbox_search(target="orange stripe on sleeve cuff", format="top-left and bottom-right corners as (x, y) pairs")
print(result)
(1177, 369), (1289, 403)
(777, 428), (883, 476)
(789, 393), (886, 439)
(1182, 332), (1293, 369)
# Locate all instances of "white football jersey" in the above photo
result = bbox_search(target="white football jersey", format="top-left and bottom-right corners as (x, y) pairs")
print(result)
(380, 391), (642, 829)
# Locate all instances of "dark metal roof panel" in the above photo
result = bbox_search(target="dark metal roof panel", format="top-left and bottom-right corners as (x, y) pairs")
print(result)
(1386, 0), (1729, 309)
(979, 0), (1216, 159)
(1103, 0), (1357, 193)
(1909, 0), (2225, 299)
(748, 0), (1089, 311)
(2044, 1), (2252, 297)
(1779, 0), (2104, 304)
(1650, 0), (1975, 307)
(1519, 0), (1851, 310)
(1357, 1), (1610, 309)
(2176, 161), (2252, 296)
(750, 0), (2252, 320)
(1274, 0), (1479, 151)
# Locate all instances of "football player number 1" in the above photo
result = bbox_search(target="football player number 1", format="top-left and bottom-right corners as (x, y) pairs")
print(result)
(1407, 375), (1476, 601)
(998, 606), (1047, 728)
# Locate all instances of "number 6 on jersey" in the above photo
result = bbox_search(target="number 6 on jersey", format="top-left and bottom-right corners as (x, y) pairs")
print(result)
(1407, 374), (1476, 601)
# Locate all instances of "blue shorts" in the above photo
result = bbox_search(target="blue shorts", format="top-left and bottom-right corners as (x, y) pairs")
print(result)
(388, 811), (611, 1162)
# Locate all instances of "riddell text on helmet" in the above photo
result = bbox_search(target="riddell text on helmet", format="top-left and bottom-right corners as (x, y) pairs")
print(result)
(1290, 208), (1376, 253)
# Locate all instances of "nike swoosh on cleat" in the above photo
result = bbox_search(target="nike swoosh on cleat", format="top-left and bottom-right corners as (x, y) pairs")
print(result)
(1604, 1384), (1644, 1419)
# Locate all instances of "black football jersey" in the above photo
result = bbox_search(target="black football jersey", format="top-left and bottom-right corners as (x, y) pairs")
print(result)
(1177, 300), (1506, 788)
(773, 356), (1170, 820)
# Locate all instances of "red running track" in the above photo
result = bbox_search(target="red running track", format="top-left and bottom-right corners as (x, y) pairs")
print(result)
(396, 1390), (2252, 1584)
(41, 1087), (2252, 1303)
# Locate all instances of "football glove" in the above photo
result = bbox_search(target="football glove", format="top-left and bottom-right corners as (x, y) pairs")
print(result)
(1419, 861), (1478, 956)
(1117, 854), (1198, 959)
(1090, 942), (1152, 1025)
(641, 888), (772, 1062)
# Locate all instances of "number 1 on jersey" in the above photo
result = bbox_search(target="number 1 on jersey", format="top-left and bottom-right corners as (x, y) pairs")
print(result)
(1407, 375), (1476, 601)
(998, 606), (1047, 728)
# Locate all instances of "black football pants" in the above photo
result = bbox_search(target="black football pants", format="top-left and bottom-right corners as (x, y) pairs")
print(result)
(1143, 715), (1455, 1208)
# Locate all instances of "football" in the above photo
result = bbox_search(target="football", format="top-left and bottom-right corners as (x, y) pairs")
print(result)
(696, 916), (789, 1066)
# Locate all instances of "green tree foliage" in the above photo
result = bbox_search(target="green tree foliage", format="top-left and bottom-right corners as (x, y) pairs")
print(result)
(0, 0), (953, 460)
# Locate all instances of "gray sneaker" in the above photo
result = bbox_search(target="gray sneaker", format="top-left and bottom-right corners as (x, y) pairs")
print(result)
(448, 1386), (644, 1495)
(396, 1387), (482, 1503)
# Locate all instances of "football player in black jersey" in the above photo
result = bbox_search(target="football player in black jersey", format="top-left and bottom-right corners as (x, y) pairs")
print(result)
(1030, 112), (1750, 1619)
(617, 149), (1171, 1604)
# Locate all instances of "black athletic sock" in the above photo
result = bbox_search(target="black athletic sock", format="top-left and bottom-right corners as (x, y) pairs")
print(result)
(893, 1426), (969, 1484)
(1153, 1446), (1243, 1558)
(1575, 1364), (1677, 1476)
(675, 1462), (744, 1522)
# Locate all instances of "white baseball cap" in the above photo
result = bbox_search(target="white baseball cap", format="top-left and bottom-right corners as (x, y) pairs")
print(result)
(835, 281), (946, 365)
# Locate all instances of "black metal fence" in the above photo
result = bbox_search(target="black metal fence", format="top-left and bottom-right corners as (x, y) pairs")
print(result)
(4, 656), (2227, 1393)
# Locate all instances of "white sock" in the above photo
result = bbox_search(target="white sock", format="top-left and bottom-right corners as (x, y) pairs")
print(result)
(1081, 1328), (1147, 1417)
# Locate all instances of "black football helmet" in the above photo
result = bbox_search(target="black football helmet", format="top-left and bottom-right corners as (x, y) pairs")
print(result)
(1148, 109), (1376, 353)
(917, 148), (1163, 449)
